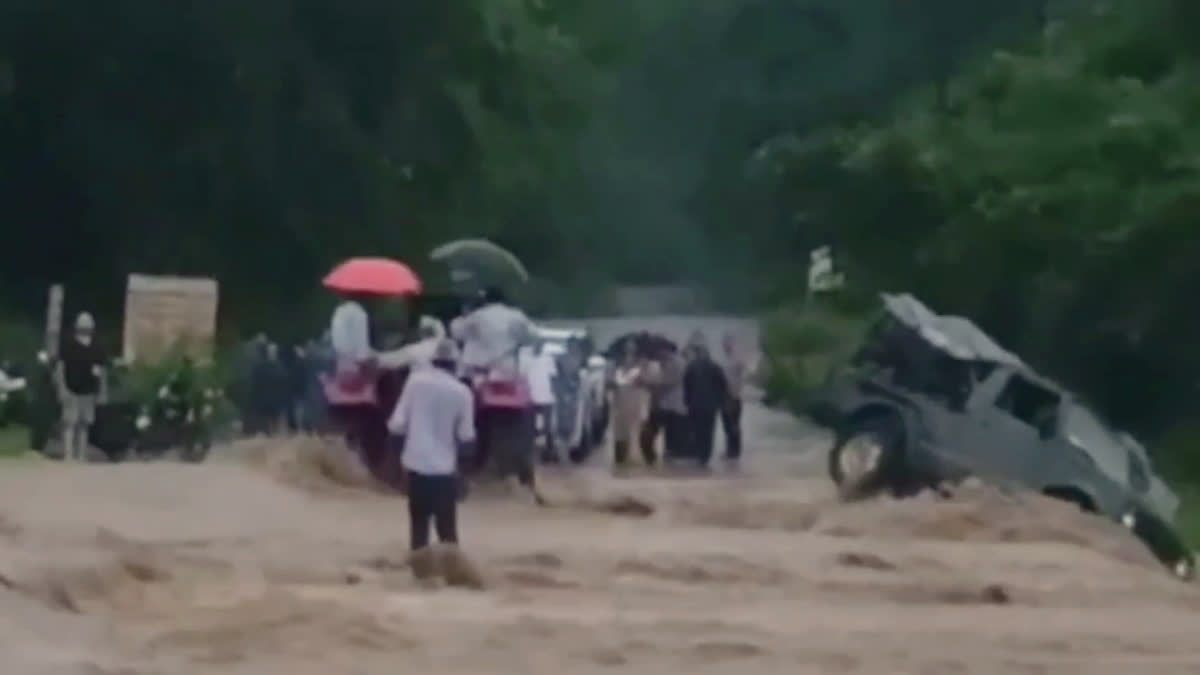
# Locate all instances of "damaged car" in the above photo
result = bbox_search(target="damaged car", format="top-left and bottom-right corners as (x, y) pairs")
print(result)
(809, 293), (1194, 580)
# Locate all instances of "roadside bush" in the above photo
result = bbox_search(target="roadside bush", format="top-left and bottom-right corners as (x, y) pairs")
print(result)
(0, 317), (42, 363)
(1152, 422), (1200, 483)
(117, 342), (237, 433)
(1150, 421), (1200, 544)
(760, 300), (871, 412)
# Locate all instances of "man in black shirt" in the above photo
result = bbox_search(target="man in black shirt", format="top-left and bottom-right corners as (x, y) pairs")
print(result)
(56, 312), (105, 461)
(682, 334), (729, 470)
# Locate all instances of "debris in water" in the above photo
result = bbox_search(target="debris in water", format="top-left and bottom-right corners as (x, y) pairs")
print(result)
(600, 495), (655, 518)
(834, 551), (897, 571)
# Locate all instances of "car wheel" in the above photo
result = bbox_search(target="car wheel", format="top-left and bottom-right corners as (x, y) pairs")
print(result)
(102, 443), (131, 463)
(828, 415), (903, 500)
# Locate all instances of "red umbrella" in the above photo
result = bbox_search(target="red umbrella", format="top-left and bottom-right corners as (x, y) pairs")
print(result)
(323, 257), (423, 296)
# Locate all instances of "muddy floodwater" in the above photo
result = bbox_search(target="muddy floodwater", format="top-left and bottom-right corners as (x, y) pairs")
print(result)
(1, 316), (1199, 674)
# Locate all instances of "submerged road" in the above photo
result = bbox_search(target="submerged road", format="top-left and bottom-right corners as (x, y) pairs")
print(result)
(0, 316), (1190, 674)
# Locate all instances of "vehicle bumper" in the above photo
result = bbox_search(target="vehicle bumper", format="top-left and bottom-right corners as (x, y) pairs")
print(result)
(1118, 505), (1195, 580)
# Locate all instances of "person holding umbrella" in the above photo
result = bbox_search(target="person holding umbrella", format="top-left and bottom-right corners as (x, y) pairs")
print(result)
(321, 257), (422, 476)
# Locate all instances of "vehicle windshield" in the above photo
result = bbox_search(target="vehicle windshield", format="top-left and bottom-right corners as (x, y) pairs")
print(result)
(850, 315), (976, 409)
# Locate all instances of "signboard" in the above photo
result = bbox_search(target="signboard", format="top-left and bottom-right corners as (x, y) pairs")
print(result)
(122, 274), (219, 363)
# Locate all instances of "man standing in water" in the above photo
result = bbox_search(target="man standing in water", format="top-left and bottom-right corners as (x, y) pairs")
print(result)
(518, 338), (558, 462)
(682, 334), (728, 470)
(326, 291), (379, 459)
(56, 312), (105, 461)
(388, 339), (476, 579)
(640, 342), (687, 464)
(450, 286), (544, 504)
(719, 332), (749, 466)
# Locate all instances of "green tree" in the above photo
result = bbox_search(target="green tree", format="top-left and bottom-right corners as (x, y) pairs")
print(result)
(765, 0), (1200, 437)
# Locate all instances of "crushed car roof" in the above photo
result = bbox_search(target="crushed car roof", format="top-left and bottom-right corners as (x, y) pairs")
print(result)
(881, 293), (1025, 368)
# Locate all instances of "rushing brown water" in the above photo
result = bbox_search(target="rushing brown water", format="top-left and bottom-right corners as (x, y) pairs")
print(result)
(0, 315), (1196, 673)
(0, 393), (1197, 675)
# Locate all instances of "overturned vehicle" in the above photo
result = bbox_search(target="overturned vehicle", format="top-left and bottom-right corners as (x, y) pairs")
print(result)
(809, 293), (1194, 580)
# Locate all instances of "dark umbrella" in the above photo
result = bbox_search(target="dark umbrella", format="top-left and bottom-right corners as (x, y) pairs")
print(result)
(429, 238), (529, 295)
(605, 332), (677, 359)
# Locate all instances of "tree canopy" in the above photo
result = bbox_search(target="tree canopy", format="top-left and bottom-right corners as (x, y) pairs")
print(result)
(755, 0), (1200, 437)
(0, 0), (1053, 323)
(1, 0), (1195, 436)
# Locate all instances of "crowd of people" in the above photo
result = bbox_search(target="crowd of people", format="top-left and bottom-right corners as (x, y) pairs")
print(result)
(610, 330), (750, 473)
(40, 289), (756, 582)
(232, 335), (328, 436)
(227, 295), (754, 479)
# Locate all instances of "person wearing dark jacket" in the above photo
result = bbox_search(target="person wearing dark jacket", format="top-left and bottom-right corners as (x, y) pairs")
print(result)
(279, 343), (307, 432)
(682, 336), (728, 469)
(248, 342), (288, 435)
(56, 312), (105, 461)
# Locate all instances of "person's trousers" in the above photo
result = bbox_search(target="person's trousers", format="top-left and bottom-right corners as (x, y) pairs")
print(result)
(284, 400), (299, 433)
(407, 471), (459, 550)
(720, 397), (743, 460)
(61, 393), (96, 461)
(639, 409), (686, 462)
(61, 423), (91, 461)
(534, 404), (557, 459)
(477, 407), (536, 486)
(614, 438), (656, 466)
(688, 407), (719, 466)
(330, 403), (388, 479)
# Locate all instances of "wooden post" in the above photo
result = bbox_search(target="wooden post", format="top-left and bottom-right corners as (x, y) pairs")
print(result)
(45, 284), (63, 358)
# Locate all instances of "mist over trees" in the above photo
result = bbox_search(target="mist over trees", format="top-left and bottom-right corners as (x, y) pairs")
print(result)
(0, 0), (1046, 318)
(2, 0), (1197, 436)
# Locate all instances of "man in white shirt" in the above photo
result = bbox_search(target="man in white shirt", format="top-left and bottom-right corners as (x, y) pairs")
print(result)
(450, 286), (534, 377)
(518, 339), (558, 460)
(387, 339), (475, 554)
(329, 297), (374, 366)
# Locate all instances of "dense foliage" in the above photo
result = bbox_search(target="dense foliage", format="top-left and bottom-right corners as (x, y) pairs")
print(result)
(2, 0), (1195, 452)
(757, 0), (1200, 444)
(0, 0), (1051, 337)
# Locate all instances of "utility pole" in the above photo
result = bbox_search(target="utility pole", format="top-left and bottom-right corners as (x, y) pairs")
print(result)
(44, 284), (63, 358)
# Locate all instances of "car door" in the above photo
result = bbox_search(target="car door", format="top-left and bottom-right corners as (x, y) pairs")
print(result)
(959, 368), (1054, 482)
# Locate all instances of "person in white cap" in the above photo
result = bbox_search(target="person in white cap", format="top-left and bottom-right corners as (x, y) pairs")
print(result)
(55, 312), (105, 461)
(387, 339), (476, 559)
(377, 316), (446, 370)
